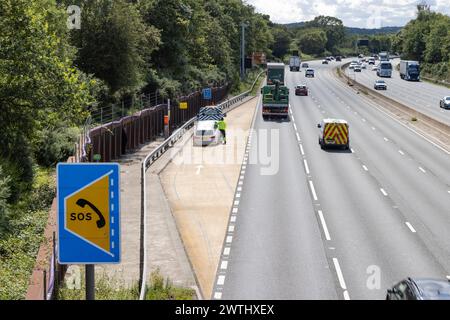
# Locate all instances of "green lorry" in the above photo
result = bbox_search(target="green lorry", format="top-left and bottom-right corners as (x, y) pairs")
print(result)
(261, 62), (289, 119)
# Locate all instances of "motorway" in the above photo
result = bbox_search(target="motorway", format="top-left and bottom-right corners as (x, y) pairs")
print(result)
(213, 60), (450, 299)
(346, 58), (450, 125)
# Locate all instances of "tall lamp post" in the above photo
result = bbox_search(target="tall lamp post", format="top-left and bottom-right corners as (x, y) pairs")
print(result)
(240, 22), (248, 80)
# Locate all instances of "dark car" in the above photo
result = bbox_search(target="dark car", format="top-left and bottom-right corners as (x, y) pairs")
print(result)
(440, 96), (450, 109)
(335, 56), (342, 61)
(301, 62), (309, 68)
(295, 84), (308, 96)
(322, 59), (328, 64)
(386, 278), (450, 300)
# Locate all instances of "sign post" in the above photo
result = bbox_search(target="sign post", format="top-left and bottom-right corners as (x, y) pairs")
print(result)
(57, 163), (121, 300)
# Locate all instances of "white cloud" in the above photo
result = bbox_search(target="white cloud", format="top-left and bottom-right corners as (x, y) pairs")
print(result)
(245, 0), (450, 27)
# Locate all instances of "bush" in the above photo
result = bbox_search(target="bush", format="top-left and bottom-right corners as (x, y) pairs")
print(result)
(33, 125), (80, 167)
(0, 165), (11, 234)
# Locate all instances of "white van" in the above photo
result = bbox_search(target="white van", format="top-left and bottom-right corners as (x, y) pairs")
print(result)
(193, 120), (222, 146)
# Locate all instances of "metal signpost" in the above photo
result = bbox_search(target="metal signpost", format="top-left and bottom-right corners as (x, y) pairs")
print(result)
(57, 163), (121, 300)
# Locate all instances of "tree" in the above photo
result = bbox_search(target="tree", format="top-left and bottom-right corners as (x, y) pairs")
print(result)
(271, 26), (292, 58)
(305, 16), (345, 53)
(297, 28), (328, 55)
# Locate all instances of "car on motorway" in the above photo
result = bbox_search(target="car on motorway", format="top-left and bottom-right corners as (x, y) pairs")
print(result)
(318, 119), (350, 150)
(361, 63), (367, 69)
(301, 62), (309, 68)
(440, 96), (450, 109)
(305, 68), (315, 77)
(335, 56), (342, 61)
(193, 120), (222, 146)
(295, 84), (308, 96)
(368, 57), (376, 65)
(326, 57), (332, 61)
(322, 59), (328, 64)
(354, 65), (362, 72)
(374, 80), (387, 90)
(372, 65), (378, 71)
(349, 63), (357, 70)
(386, 277), (450, 300)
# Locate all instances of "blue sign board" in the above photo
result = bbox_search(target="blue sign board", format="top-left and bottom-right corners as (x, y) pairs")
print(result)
(57, 163), (121, 264)
(202, 88), (212, 100)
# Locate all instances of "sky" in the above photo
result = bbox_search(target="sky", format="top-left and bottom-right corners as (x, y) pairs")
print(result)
(245, 0), (450, 28)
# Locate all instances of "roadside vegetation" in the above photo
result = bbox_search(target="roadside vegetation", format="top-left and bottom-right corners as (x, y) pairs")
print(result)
(57, 269), (195, 300)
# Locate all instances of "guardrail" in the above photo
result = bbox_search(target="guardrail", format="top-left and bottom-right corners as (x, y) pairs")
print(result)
(138, 70), (265, 300)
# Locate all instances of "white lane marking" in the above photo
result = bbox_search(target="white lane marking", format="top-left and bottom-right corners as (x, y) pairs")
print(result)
(419, 167), (426, 173)
(300, 144), (305, 155)
(112, 241), (115, 249)
(332, 258), (347, 290)
(304, 159), (310, 174)
(309, 180), (318, 201)
(383, 137), (389, 142)
(240, 175), (244, 180)
(351, 148), (355, 153)
(343, 290), (351, 300)
(398, 150), (405, 155)
(214, 292), (222, 299)
(228, 225), (235, 232)
(380, 188), (388, 196)
(217, 275), (225, 285)
(234, 200), (239, 206)
(235, 193), (241, 198)
(296, 132), (301, 141)
(232, 207), (238, 213)
(223, 247), (230, 256)
(238, 181), (243, 185)
(230, 216), (236, 222)
(293, 123), (298, 131)
(242, 165), (246, 169)
(226, 236), (233, 243)
(406, 222), (416, 233)
(372, 127), (376, 130)
(111, 229), (114, 237)
(362, 165), (368, 171)
(110, 179), (114, 186)
(220, 261), (228, 270)
(362, 118), (366, 122)
(448, 191), (450, 194)
(111, 191), (114, 199)
(237, 186), (242, 191)
(111, 217), (114, 224)
(111, 203), (114, 211)
(318, 210), (331, 241)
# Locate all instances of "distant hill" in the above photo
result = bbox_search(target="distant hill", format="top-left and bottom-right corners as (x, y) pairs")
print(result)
(282, 22), (402, 35)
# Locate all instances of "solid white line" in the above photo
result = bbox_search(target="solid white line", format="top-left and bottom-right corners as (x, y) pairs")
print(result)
(293, 123), (298, 131)
(226, 236), (233, 243)
(380, 188), (388, 196)
(217, 275), (225, 285)
(343, 290), (350, 300)
(318, 210), (331, 241)
(399, 150), (405, 155)
(405, 222), (416, 233)
(309, 180), (318, 201)
(333, 258), (347, 290)
(228, 225), (235, 232)
(223, 247), (230, 256)
(362, 165), (368, 171)
(296, 132), (301, 141)
(304, 159), (310, 174)
(232, 207), (238, 213)
(220, 261), (228, 270)
(230, 216), (236, 222)
(214, 292), (222, 299)
(419, 167), (426, 173)
(300, 144), (305, 155)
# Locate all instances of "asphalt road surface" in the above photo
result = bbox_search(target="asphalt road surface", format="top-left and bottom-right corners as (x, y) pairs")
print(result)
(213, 59), (450, 300)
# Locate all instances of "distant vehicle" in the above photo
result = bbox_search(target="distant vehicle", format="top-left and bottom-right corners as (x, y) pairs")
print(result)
(361, 63), (367, 69)
(289, 55), (301, 72)
(349, 63), (357, 70)
(377, 61), (392, 77)
(335, 56), (342, 61)
(386, 278), (450, 300)
(317, 119), (350, 150)
(358, 54), (364, 58)
(342, 55), (347, 58)
(361, 58), (366, 63)
(400, 60), (420, 81)
(266, 62), (285, 85)
(305, 68), (315, 77)
(193, 120), (222, 146)
(354, 65), (362, 72)
(330, 56), (335, 60)
(440, 96), (450, 109)
(322, 59), (328, 64)
(295, 84), (308, 96)
(302, 62), (309, 68)
(368, 58), (375, 65)
(379, 51), (389, 61)
(374, 80), (387, 90)
(326, 57), (332, 61)
(372, 65), (378, 71)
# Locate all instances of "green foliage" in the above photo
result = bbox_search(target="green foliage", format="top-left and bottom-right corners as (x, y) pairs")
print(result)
(271, 26), (292, 58)
(145, 269), (196, 300)
(297, 28), (328, 55)
(305, 16), (345, 53)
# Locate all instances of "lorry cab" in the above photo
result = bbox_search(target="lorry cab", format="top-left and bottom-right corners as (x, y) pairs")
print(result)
(317, 119), (349, 150)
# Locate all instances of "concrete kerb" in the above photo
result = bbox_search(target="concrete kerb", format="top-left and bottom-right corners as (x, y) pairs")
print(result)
(337, 63), (450, 149)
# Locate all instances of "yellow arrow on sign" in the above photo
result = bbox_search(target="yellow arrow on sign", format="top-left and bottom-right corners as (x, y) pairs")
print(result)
(65, 171), (113, 255)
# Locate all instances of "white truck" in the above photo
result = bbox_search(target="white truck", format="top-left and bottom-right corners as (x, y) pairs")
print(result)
(399, 60), (420, 81)
(289, 56), (301, 72)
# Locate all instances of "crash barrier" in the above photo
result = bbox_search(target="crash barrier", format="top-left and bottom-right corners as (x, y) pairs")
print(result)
(138, 70), (265, 300)
(80, 85), (229, 163)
